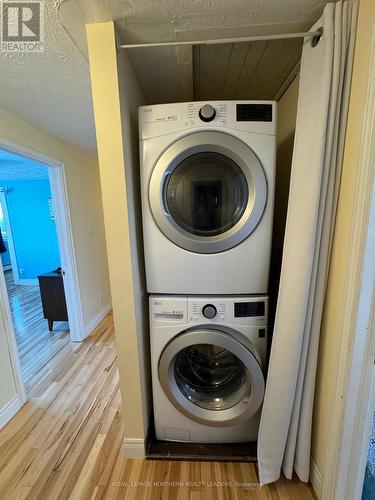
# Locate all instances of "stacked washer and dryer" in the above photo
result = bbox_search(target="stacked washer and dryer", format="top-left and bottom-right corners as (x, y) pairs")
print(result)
(139, 101), (276, 444)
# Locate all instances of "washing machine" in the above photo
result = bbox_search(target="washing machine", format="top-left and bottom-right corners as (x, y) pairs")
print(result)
(150, 295), (268, 443)
(139, 101), (277, 294)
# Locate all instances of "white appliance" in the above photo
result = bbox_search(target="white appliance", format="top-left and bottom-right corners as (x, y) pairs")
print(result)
(139, 101), (277, 294)
(150, 295), (268, 443)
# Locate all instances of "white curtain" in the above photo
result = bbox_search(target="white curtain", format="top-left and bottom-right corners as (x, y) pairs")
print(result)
(257, 0), (357, 485)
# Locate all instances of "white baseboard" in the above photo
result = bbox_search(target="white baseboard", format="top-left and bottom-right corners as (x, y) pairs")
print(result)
(0, 394), (23, 429)
(84, 303), (112, 337)
(122, 438), (146, 459)
(15, 278), (38, 285)
(310, 456), (323, 499)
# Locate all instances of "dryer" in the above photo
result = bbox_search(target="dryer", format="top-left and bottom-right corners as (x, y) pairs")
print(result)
(139, 101), (277, 294)
(150, 295), (268, 443)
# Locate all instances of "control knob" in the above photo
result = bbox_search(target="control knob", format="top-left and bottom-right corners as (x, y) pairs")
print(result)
(202, 304), (217, 319)
(199, 104), (216, 122)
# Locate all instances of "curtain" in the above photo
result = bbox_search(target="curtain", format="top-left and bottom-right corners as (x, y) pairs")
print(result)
(257, 0), (357, 485)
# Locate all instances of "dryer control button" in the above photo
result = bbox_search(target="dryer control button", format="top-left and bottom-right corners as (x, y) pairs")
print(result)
(202, 304), (217, 319)
(199, 104), (216, 122)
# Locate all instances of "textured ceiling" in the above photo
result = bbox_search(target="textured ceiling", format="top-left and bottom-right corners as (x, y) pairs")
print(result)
(0, 2), (96, 153)
(0, 150), (49, 180)
(0, 0), (330, 155)
(61, 0), (330, 104)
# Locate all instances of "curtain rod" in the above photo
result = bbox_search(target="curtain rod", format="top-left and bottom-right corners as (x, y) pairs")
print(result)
(119, 29), (323, 49)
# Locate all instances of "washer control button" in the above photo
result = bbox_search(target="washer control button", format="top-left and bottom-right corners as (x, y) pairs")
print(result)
(202, 304), (217, 319)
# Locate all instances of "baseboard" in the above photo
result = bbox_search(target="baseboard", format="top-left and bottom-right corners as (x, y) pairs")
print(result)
(15, 278), (38, 285)
(0, 394), (23, 429)
(123, 438), (146, 459)
(84, 303), (112, 337)
(310, 456), (323, 499)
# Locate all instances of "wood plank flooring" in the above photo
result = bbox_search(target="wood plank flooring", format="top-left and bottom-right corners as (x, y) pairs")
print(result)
(0, 312), (316, 499)
(4, 270), (70, 392)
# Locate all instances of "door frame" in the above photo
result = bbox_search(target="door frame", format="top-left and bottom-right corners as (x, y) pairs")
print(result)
(320, 25), (375, 500)
(0, 188), (22, 282)
(0, 138), (86, 344)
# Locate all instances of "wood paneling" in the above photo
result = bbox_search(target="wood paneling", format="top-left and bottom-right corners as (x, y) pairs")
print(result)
(194, 39), (302, 101)
(5, 270), (70, 393)
(0, 312), (316, 499)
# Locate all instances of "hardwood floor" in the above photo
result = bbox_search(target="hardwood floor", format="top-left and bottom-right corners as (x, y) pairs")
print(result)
(4, 270), (70, 392)
(0, 313), (316, 500)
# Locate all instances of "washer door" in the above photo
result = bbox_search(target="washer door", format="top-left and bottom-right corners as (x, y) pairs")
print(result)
(149, 131), (267, 253)
(158, 328), (265, 427)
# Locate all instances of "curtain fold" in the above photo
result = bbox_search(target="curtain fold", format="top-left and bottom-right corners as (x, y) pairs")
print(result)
(257, 0), (357, 485)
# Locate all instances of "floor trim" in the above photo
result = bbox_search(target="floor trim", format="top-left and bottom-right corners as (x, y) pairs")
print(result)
(123, 438), (146, 459)
(16, 278), (38, 286)
(84, 303), (112, 338)
(310, 457), (323, 499)
(0, 394), (23, 429)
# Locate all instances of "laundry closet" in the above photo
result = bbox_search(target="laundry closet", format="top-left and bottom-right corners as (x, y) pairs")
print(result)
(89, 22), (299, 445)
(86, 0), (357, 489)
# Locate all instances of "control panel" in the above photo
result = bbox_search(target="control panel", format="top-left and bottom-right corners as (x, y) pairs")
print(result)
(139, 101), (277, 140)
(187, 296), (268, 325)
(150, 295), (268, 325)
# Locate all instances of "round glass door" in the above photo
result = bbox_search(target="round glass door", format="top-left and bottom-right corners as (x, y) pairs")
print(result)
(165, 152), (248, 237)
(158, 328), (265, 426)
(174, 344), (248, 411)
(149, 131), (268, 254)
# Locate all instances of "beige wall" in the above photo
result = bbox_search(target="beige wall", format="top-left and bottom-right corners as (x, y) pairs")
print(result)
(312, 0), (375, 476)
(0, 106), (110, 425)
(275, 75), (300, 254)
(86, 22), (150, 451)
(0, 107), (111, 327)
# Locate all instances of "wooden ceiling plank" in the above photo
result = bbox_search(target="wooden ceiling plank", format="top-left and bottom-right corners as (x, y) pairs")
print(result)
(208, 43), (234, 99)
(267, 39), (302, 99)
(233, 41), (268, 99)
(256, 39), (298, 99)
(193, 45), (200, 100)
(221, 42), (251, 100)
(246, 39), (286, 99)
(197, 44), (216, 100)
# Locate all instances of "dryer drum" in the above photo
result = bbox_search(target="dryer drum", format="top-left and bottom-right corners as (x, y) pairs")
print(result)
(149, 131), (268, 254)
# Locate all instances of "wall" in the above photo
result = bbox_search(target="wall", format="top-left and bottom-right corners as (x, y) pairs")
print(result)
(2, 179), (60, 280)
(0, 107), (111, 327)
(312, 0), (375, 482)
(274, 75), (300, 254)
(269, 76), (299, 325)
(86, 21), (150, 456)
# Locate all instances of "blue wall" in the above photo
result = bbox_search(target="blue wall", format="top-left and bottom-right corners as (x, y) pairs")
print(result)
(3, 179), (60, 279)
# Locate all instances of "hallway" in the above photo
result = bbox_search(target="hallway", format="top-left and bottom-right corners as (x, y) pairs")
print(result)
(0, 313), (316, 500)
(4, 270), (70, 392)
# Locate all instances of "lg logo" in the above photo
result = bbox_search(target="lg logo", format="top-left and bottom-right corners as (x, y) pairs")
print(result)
(1, 1), (44, 52)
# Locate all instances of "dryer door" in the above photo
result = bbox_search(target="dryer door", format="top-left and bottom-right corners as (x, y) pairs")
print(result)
(149, 131), (267, 253)
(158, 327), (265, 426)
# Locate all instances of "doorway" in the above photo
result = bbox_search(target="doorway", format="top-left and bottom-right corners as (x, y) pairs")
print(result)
(0, 141), (85, 398)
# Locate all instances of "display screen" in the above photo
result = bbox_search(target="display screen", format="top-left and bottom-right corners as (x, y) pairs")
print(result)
(236, 104), (273, 122)
(234, 301), (265, 317)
